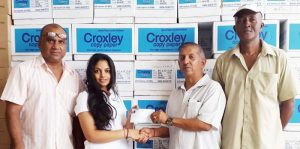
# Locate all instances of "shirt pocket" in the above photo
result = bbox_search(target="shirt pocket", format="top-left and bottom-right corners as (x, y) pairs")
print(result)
(255, 72), (279, 97)
(186, 99), (202, 118)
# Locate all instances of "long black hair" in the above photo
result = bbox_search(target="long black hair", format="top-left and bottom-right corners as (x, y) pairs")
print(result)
(85, 53), (118, 130)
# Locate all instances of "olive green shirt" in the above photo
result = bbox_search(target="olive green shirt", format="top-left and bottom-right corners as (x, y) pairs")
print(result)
(213, 40), (300, 149)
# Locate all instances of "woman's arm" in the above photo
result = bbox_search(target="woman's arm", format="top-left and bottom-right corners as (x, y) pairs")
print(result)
(78, 111), (141, 143)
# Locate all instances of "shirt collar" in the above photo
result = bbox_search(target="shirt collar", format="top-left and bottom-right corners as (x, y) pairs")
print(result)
(36, 55), (76, 75)
(229, 40), (276, 58)
(179, 74), (210, 91)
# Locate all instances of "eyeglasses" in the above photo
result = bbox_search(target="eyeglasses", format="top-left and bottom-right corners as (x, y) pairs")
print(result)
(46, 32), (67, 39)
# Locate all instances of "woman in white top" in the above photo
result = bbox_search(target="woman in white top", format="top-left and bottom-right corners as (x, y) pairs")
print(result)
(74, 53), (143, 149)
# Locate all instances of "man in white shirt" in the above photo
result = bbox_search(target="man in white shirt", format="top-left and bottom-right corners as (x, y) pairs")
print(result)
(1, 24), (82, 149)
(139, 42), (226, 149)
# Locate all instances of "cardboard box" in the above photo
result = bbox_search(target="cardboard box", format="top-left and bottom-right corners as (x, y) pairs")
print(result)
(213, 20), (279, 54)
(264, 0), (300, 14)
(290, 58), (300, 95)
(94, 0), (134, 23)
(0, 79), (6, 96)
(0, 118), (6, 132)
(134, 96), (168, 111)
(0, 101), (6, 118)
(0, 144), (10, 149)
(72, 24), (134, 56)
(135, 23), (198, 56)
(0, 68), (9, 80)
(284, 96), (300, 132)
(12, 0), (52, 19)
(66, 60), (134, 92)
(53, 0), (93, 20)
(198, 28), (213, 58)
(93, 17), (134, 24)
(54, 18), (93, 24)
(284, 131), (300, 148)
(0, 49), (10, 68)
(179, 16), (220, 23)
(176, 59), (216, 88)
(221, 1), (263, 17)
(281, 20), (300, 57)
(134, 61), (175, 92)
(0, 130), (10, 144)
(134, 0), (177, 23)
(13, 19), (53, 25)
(0, 15), (12, 49)
(0, 0), (11, 15)
(178, 0), (220, 18)
(11, 25), (72, 58)
(122, 96), (134, 111)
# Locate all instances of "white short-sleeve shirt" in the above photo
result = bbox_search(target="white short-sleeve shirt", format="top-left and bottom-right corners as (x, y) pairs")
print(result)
(166, 74), (226, 149)
(74, 90), (129, 149)
(1, 55), (82, 149)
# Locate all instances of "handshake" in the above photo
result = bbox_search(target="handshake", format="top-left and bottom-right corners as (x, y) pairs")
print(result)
(127, 109), (169, 143)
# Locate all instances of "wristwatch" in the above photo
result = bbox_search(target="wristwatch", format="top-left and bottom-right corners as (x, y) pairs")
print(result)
(165, 117), (174, 126)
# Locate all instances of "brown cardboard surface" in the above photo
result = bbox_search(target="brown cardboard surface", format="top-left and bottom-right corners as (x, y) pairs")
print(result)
(0, 68), (9, 79)
(0, 144), (10, 149)
(0, 49), (10, 68)
(0, 15), (11, 48)
(0, 100), (6, 118)
(0, 118), (7, 132)
(0, 130), (10, 144)
(0, 0), (11, 15)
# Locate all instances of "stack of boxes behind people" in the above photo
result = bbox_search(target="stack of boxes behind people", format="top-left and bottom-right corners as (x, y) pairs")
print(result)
(0, 0), (11, 148)
(1, 0), (300, 148)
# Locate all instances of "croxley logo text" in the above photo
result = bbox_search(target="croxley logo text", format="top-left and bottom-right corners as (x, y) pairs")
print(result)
(84, 33), (123, 48)
(147, 32), (186, 48)
(225, 30), (268, 40)
(22, 33), (39, 47)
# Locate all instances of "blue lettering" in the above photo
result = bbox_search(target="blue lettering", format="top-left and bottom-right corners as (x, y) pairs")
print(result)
(84, 33), (123, 45)
(225, 30), (235, 40)
(22, 33), (39, 43)
(260, 32), (267, 39)
(84, 33), (92, 42)
(146, 33), (186, 43)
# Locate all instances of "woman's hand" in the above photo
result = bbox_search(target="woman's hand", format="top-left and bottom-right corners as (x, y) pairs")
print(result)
(127, 105), (138, 118)
(128, 129), (147, 140)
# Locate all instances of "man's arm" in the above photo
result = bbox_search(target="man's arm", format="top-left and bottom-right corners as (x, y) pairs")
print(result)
(280, 98), (294, 129)
(5, 101), (24, 149)
(151, 110), (212, 131)
(172, 117), (212, 131)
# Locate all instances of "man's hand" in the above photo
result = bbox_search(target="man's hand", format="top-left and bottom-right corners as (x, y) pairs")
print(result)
(150, 110), (168, 124)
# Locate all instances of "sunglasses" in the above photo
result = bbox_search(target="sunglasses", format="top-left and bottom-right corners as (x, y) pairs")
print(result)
(46, 32), (67, 39)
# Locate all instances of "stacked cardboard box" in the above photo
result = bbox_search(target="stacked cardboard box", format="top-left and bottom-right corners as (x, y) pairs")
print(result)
(0, 1), (12, 148)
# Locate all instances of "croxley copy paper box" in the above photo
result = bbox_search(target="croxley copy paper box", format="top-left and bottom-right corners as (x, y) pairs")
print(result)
(284, 131), (300, 148)
(12, 0), (52, 19)
(134, 96), (168, 111)
(213, 20), (279, 53)
(66, 60), (134, 92)
(134, 0), (177, 23)
(281, 20), (300, 57)
(135, 23), (198, 55)
(72, 24), (134, 55)
(176, 59), (216, 88)
(11, 25), (72, 56)
(52, 0), (93, 19)
(284, 96), (300, 131)
(221, 0), (263, 21)
(178, 0), (220, 17)
(134, 61), (175, 91)
(94, 0), (134, 23)
(290, 58), (300, 95)
(263, 0), (298, 14)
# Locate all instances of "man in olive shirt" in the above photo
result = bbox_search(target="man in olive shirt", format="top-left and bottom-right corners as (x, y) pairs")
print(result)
(213, 4), (300, 149)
